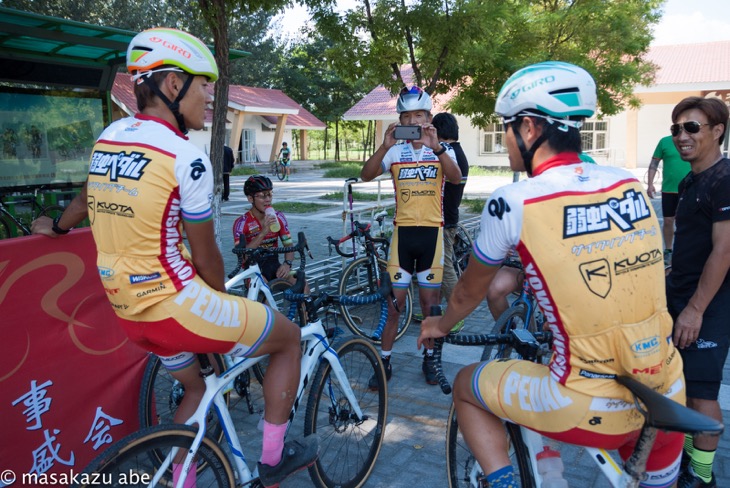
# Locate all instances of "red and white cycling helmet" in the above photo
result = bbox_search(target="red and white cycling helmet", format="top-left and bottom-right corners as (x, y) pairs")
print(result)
(396, 86), (433, 114)
(127, 27), (219, 82)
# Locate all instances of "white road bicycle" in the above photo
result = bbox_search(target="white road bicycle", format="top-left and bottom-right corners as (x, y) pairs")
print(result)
(77, 270), (391, 488)
(137, 233), (311, 442)
(435, 329), (724, 488)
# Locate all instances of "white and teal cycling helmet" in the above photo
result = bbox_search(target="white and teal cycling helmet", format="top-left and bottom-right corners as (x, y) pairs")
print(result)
(127, 28), (219, 82)
(396, 86), (433, 114)
(495, 61), (596, 129)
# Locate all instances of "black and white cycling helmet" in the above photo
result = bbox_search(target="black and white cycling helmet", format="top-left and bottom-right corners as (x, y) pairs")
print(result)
(495, 61), (597, 174)
(396, 86), (433, 114)
(495, 61), (596, 128)
(127, 28), (219, 134)
(244, 175), (273, 196)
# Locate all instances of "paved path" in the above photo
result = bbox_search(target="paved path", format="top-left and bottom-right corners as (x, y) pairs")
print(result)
(220, 168), (730, 487)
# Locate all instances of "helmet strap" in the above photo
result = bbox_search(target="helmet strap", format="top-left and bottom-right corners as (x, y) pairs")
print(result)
(511, 119), (548, 176)
(142, 73), (195, 135)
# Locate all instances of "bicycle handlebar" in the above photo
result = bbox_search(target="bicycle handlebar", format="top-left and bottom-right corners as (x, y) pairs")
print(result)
(326, 221), (389, 259)
(285, 270), (392, 327)
(228, 231), (311, 279)
(432, 329), (553, 395)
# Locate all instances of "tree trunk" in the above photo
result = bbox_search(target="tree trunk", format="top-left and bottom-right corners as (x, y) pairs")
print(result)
(199, 0), (228, 247)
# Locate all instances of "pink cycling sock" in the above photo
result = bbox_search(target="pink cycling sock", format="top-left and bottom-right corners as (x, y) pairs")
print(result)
(172, 462), (197, 488)
(260, 419), (287, 466)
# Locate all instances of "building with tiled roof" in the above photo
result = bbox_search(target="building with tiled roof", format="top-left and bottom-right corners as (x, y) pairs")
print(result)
(111, 73), (325, 163)
(344, 41), (730, 168)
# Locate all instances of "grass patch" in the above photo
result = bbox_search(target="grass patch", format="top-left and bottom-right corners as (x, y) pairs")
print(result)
(469, 166), (514, 177)
(274, 202), (330, 213)
(315, 161), (355, 169)
(462, 197), (485, 214)
(231, 165), (262, 176)
(320, 191), (395, 201)
(323, 164), (362, 179)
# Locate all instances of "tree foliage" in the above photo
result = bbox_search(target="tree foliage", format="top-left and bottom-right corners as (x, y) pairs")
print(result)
(306, 0), (663, 126)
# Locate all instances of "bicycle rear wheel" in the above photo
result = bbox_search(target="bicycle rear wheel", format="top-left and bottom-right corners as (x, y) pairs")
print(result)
(304, 337), (387, 488)
(453, 224), (473, 277)
(446, 403), (535, 488)
(138, 353), (229, 440)
(76, 424), (234, 488)
(338, 257), (412, 343)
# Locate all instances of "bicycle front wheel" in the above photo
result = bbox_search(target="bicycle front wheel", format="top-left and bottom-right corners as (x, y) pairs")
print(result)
(481, 302), (529, 362)
(276, 162), (286, 181)
(446, 403), (535, 488)
(304, 338), (388, 488)
(338, 257), (412, 343)
(76, 424), (235, 488)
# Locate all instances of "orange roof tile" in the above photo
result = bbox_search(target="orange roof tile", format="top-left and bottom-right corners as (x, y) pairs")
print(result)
(111, 72), (325, 129)
(645, 41), (730, 85)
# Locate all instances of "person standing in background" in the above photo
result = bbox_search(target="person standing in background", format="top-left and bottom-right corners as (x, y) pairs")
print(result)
(222, 145), (234, 201)
(646, 135), (691, 263)
(666, 96), (730, 488)
(432, 112), (469, 329)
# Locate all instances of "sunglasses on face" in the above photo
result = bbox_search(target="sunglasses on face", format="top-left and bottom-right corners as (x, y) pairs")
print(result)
(670, 121), (709, 137)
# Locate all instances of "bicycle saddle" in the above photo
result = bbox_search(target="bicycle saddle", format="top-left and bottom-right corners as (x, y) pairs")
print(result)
(617, 376), (724, 435)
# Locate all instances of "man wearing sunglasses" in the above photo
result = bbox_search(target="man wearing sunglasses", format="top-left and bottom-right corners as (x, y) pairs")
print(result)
(666, 96), (730, 488)
(646, 134), (690, 264)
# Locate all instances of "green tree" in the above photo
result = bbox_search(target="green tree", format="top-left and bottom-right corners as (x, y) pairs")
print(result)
(306, 0), (663, 125)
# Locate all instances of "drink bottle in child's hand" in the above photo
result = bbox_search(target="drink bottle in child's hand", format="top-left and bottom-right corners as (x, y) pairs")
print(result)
(265, 207), (280, 232)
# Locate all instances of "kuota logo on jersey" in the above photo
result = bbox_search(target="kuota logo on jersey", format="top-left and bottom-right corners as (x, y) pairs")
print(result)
(613, 249), (662, 275)
(579, 258), (611, 298)
(564, 189), (651, 238)
(89, 150), (151, 181)
(397, 165), (438, 181)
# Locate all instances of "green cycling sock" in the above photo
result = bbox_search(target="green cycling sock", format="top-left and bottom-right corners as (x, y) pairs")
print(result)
(690, 447), (716, 483)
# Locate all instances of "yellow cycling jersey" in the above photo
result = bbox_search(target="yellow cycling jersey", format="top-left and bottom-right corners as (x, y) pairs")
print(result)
(380, 142), (456, 227)
(473, 153), (683, 401)
(87, 115), (214, 317)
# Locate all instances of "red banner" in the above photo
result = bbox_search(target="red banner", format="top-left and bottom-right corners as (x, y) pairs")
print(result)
(0, 229), (147, 485)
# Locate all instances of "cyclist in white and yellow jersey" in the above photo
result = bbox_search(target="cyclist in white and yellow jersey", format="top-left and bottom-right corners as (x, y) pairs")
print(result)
(419, 62), (685, 488)
(361, 86), (462, 387)
(31, 27), (316, 488)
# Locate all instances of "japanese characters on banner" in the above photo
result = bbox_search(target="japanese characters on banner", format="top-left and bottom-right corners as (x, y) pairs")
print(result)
(0, 230), (147, 485)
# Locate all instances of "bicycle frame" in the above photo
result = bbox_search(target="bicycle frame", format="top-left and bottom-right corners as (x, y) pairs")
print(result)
(157, 316), (360, 488)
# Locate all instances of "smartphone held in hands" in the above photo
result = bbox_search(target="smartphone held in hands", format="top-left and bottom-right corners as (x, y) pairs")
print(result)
(393, 125), (422, 140)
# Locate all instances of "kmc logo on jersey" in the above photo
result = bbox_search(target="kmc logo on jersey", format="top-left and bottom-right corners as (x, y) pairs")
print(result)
(397, 165), (438, 181)
(89, 150), (150, 182)
(564, 189), (651, 238)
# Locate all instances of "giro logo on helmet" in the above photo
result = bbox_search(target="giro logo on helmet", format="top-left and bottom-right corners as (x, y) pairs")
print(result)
(148, 36), (193, 59)
(510, 75), (556, 100)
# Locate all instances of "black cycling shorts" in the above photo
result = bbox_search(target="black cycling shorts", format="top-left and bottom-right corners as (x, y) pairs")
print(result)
(661, 192), (680, 218)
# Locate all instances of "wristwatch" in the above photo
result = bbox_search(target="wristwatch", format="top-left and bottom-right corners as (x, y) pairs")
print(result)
(284, 259), (293, 267)
(52, 215), (70, 235)
(433, 145), (447, 156)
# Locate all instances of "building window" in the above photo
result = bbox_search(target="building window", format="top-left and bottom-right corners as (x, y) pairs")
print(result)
(580, 119), (608, 154)
(480, 122), (507, 155)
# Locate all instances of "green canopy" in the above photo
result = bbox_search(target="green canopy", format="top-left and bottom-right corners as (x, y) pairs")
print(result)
(0, 7), (249, 90)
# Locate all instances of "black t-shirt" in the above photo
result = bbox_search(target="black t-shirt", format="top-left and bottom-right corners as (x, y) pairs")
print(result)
(667, 158), (730, 296)
(443, 141), (469, 227)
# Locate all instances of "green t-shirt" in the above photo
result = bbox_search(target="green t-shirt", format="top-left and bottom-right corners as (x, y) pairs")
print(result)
(652, 136), (690, 193)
